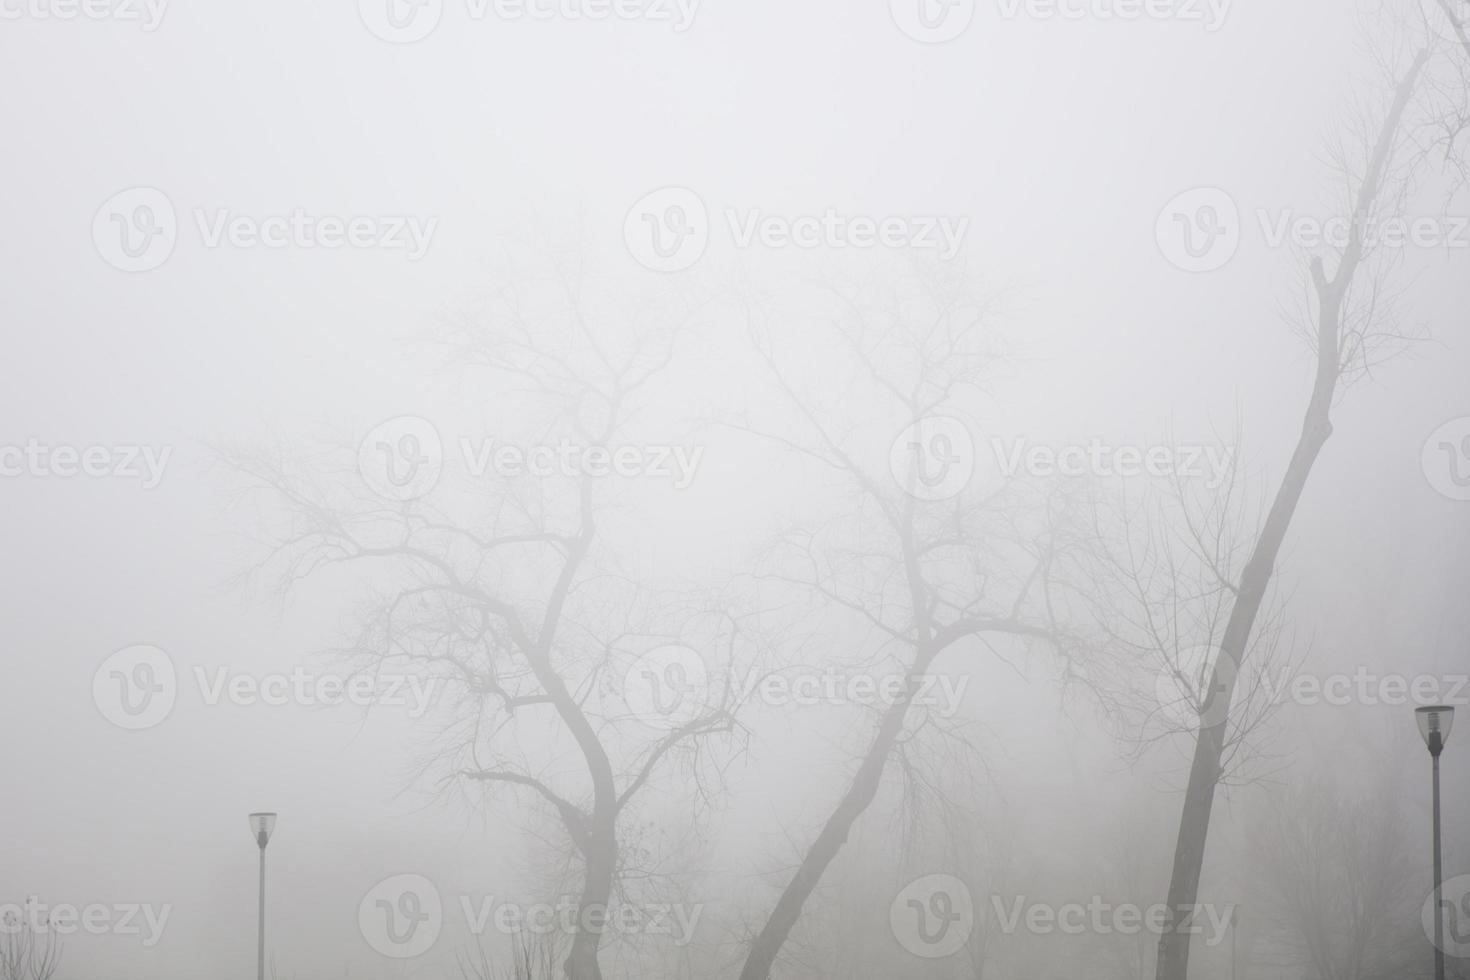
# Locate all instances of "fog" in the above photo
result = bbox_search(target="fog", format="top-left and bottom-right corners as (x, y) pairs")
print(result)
(1, 1), (1468, 978)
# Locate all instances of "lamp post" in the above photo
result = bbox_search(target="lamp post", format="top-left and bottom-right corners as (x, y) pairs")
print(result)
(1416, 706), (1455, 980)
(249, 812), (277, 980)
(1230, 904), (1240, 980)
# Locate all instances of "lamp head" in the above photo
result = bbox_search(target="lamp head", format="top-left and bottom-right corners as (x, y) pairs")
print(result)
(249, 812), (278, 849)
(1416, 706), (1455, 757)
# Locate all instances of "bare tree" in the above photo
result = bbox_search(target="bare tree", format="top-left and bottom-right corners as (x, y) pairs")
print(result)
(0, 903), (60, 980)
(1083, 445), (1302, 790)
(231, 258), (742, 980)
(725, 259), (1084, 980)
(1152, 12), (1450, 976)
(460, 932), (563, 980)
(1244, 769), (1427, 980)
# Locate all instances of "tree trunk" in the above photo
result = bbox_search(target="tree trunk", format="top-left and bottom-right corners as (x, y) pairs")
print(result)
(1154, 392), (1331, 980)
(738, 651), (937, 980)
(563, 812), (617, 980)
(1154, 47), (1429, 980)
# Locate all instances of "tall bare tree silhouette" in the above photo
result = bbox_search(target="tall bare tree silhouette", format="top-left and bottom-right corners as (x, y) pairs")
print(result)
(726, 259), (1087, 980)
(1150, 7), (1470, 973)
(232, 258), (744, 980)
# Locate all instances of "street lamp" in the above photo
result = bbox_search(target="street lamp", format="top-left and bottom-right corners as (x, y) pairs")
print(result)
(1229, 904), (1241, 980)
(1416, 706), (1455, 980)
(249, 812), (277, 980)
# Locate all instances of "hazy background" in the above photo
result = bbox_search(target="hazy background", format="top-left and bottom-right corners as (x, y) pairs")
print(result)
(1, 1), (1467, 977)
